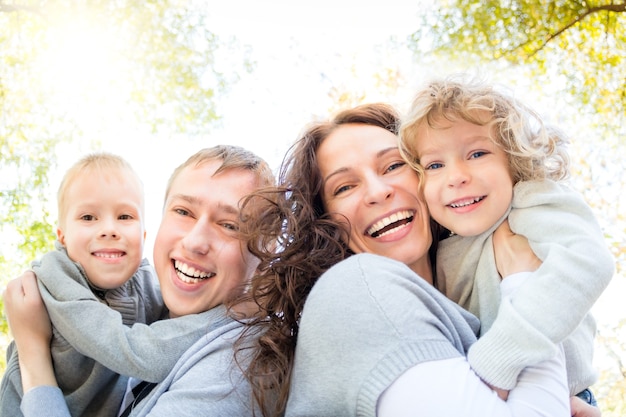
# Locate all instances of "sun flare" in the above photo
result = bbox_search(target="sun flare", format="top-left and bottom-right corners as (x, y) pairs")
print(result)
(35, 16), (131, 116)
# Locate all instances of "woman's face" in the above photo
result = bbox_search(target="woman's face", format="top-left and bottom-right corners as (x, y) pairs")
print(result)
(317, 123), (433, 281)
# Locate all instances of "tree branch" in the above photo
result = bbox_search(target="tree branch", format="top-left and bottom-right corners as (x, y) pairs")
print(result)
(522, 3), (626, 59)
(0, 2), (41, 14)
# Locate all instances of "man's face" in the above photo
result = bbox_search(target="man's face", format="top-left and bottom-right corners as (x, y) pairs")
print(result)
(153, 161), (260, 317)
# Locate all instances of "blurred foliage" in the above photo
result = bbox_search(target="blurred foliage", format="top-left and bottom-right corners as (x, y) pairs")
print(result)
(595, 318), (626, 416)
(0, 0), (250, 374)
(570, 133), (626, 416)
(409, 0), (626, 135)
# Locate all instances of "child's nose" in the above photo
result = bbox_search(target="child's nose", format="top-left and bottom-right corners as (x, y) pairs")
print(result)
(447, 162), (470, 187)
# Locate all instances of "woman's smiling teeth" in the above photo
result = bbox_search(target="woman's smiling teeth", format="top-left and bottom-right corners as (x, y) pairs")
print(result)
(174, 260), (215, 284)
(449, 196), (484, 208)
(367, 210), (414, 238)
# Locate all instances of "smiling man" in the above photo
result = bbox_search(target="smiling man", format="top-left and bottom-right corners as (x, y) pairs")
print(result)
(2, 145), (276, 417)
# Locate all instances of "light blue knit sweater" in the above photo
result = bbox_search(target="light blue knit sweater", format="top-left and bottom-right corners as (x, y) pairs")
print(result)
(286, 253), (480, 417)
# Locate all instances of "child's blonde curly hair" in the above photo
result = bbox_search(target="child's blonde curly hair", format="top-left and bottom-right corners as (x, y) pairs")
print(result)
(400, 75), (570, 184)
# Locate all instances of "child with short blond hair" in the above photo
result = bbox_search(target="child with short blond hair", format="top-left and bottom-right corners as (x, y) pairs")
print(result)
(0, 152), (210, 417)
(400, 75), (614, 408)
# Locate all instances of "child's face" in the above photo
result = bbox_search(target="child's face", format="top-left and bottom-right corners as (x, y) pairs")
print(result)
(57, 167), (146, 289)
(415, 118), (513, 237)
(152, 161), (260, 318)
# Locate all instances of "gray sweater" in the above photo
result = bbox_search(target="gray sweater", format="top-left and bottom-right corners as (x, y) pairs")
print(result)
(20, 307), (258, 417)
(437, 179), (615, 394)
(1, 244), (217, 417)
(286, 253), (480, 417)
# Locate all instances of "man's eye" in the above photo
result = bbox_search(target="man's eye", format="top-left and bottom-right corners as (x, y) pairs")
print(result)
(175, 208), (190, 216)
(222, 223), (238, 231)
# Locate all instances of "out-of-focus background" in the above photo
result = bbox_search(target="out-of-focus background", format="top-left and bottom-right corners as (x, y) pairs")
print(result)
(1, 1), (624, 414)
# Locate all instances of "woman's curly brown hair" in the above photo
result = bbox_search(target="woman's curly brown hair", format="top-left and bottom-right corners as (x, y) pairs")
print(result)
(234, 103), (438, 417)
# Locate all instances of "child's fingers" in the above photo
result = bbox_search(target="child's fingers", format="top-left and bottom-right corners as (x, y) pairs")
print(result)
(20, 271), (41, 302)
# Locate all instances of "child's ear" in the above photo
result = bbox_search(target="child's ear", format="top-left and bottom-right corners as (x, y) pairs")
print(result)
(56, 228), (66, 245)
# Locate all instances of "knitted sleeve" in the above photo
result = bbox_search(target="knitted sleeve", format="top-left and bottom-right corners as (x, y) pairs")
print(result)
(467, 180), (615, 390)
(21, 386), (71, 417)
(32, 248), (220, 382)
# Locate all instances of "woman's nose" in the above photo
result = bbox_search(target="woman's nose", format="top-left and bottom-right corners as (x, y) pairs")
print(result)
(365, 176), (394, 205)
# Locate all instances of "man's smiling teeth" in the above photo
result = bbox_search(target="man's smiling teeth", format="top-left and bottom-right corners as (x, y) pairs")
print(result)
(367, 210), (414, 238)
(449, 196), (484, 208)
(174, 260), (215, 284)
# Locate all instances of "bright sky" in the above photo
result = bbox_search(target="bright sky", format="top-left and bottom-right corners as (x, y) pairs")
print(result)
(202, 1), (430, 164)
(50, 0), (440, 257)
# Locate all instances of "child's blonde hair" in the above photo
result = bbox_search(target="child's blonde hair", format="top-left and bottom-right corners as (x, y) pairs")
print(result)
(57, 152), (144, 229)
(400, 75), (570, 184)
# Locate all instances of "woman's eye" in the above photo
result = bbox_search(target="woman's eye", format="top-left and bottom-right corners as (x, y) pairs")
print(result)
(386, 161), (406, 172)
(334, 184), (353, 196)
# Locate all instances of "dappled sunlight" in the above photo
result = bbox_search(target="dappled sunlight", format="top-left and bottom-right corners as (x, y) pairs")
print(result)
(34, 16), (134, 129)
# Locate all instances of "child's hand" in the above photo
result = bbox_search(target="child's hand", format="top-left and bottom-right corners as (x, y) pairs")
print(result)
(4, 270), (52, 348)
(570, 396), (601, 417)
(493, 219), (542, 279)
(3, 270), (57, 392)
(486, 382), (509, 401)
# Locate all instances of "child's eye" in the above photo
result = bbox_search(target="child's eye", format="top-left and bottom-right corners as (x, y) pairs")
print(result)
(425, 162), (443, 170)
(80, 214), (96, 221)
(119, 214), (133, 220)
(469, 151), (488, 159)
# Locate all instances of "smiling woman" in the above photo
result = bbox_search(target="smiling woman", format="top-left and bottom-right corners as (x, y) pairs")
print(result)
(316, 121), (432, 281)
